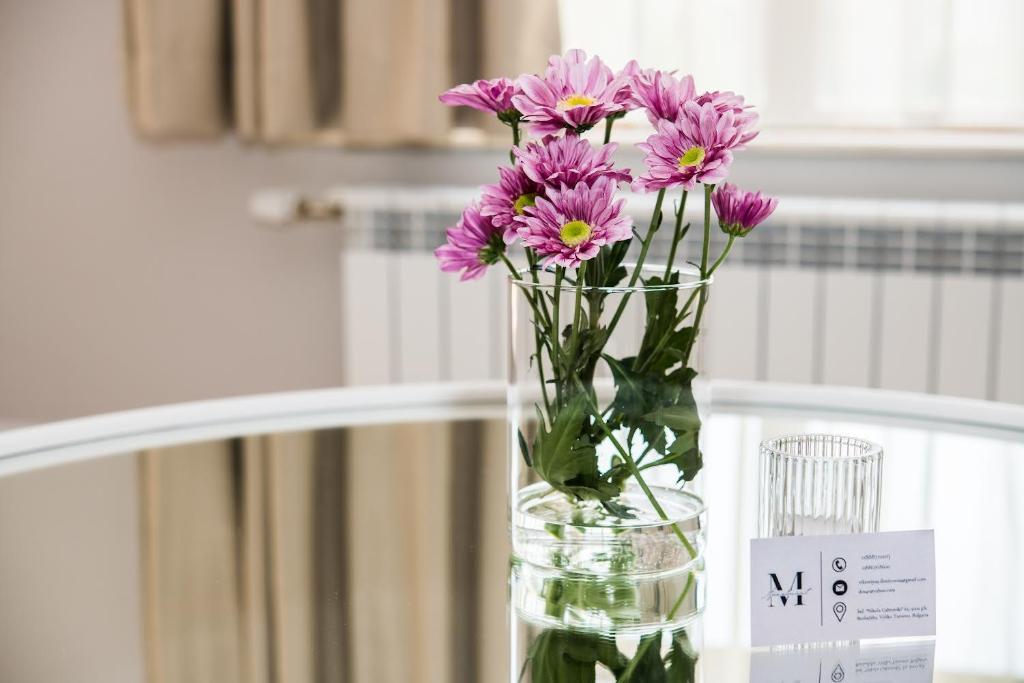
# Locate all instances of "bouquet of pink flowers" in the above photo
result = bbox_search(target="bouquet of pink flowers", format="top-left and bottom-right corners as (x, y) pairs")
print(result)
(438, 48), (776, 507)
(438, 48), (778, 680)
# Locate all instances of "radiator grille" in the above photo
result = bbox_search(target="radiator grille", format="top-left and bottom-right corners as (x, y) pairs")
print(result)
(334, 189), (1024, 276)
(332, 187), (1024, 404)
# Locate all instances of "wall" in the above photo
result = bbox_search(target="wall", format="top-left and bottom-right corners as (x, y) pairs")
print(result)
(2, 0), (1023, 424)
(0, 0), (358, 423)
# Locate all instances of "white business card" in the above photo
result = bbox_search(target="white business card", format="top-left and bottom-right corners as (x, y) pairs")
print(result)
(750, 530), (936, 647)
(750, 640), (936, 683)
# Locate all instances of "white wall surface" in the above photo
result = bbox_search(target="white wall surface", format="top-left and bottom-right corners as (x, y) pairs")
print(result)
(0, 0), (352, 422)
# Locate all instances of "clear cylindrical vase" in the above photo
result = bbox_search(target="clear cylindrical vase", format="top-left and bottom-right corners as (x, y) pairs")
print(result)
(758, 434), (884, 538)
(508, 263), (711, 634)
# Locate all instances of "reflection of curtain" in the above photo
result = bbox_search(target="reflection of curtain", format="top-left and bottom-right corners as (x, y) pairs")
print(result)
(137, 419), (507, 683)
(123, 0), (560, 145)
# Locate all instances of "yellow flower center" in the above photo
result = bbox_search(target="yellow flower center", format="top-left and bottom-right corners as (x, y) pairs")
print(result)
(678, 145), (706, 168)
(558, 93), (596, 110)
(559, 220), (592, 247)
(513, 193), (537, 215)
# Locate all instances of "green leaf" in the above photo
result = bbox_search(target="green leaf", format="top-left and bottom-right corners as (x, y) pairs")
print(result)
(643, 405), (701, 432)
(604, 355), (646, 420)
(555, 322), (607, 393)
(601, 499), (638, 520)
(665, 630), (699, 683)
(640, 275), (680, 341)
(542, 574), (641, 624)
(638, 420), (669, 456)
(605, 265), (628, 288)
(544, 522), (564, 539)
(619, 632), (667, 683)
(532, 397), (618, 502)
(663, 437), (703, 483)
(604, 355), (702, 459)
(585, 245), (627, 289)
(644, 326), (694, 374)
(518, 428), (532, 468)
(633, 269), (700, 375)
(528, 630), (597, 683)
(527, 629), (628, 683)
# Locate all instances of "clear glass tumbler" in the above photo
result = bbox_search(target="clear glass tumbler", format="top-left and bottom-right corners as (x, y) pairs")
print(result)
(758, 434), (883, 538)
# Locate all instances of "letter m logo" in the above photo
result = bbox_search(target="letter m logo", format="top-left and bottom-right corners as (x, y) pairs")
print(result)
(766, 571), (809, 607)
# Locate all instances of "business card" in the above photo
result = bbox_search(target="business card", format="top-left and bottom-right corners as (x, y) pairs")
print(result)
(750, 530), (936, 647)
(750, 640), (935, 683)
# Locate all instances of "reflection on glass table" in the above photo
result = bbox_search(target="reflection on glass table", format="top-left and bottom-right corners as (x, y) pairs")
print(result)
(0, 381), (1021, 682)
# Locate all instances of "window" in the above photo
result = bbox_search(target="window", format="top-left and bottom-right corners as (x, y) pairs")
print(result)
(559, 0), (1024, 132)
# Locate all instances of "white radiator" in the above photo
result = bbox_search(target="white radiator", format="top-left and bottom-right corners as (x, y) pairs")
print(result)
(324, 187), (1024, 404)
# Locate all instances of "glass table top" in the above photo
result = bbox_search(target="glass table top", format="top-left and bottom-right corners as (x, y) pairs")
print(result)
(0, 381), (1021, 682)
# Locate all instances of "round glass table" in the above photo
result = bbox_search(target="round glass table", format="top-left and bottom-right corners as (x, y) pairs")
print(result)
(0, 381), (1021, 682)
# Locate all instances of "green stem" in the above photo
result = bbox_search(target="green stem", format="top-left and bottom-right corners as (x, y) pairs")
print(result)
(517, 657), (530, 683)
(667, 572), (696, 620)
(562, 263), (588, 398)
(551, 267), (564, 407)
(603, 117), (615, 144)
(524, 251), (552, 328)
(699, 184), (714, 278)
(633, 443), (656, 468)
(525, 254), (557, 414)
(619, 573), (697, 681)
(581, 386), (697, 559)
(509, 121), (521, 164)
(636, 231), (733, 375)
(680, 184), (716, 363)
(629, 189), (666, 288)
(502, 253), (554, 416)
(587, 287), (601, 344)
(638, 184), (718, 373)
(637, 457), (663, 472)
(572, 262), (586, 335)
(499, 252), (520, 281)
(663, 189), (689, 280)
(708, 234), (736, 275)
(605, 188), (666, 336)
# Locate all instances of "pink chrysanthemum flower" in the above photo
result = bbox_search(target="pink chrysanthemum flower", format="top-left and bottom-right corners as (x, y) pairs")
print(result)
(518, 177), (633, 268)
(435, 203), (505, 281)
(514, 135), (632, 191)
(439, 78), (520, 124)
(628, 67), (696, 124)
(711, 183), (778, 237)
(480, 165), (542, 243)
(695, 90), (759, 145)
(613, 60), (644, 113)
(512, 49), (629, 135)
(633, 100), (751, 192)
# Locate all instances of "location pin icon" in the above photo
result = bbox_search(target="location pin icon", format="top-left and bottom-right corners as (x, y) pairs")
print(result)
(833, 602), (847, 623)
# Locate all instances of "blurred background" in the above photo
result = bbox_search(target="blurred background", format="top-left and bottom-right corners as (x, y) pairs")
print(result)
(0, 0), (1021, 425)
(1, 1), (1023, 681)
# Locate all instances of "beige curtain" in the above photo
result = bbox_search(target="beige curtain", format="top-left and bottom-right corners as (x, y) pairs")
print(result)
(137, 419), (508, 683)
(123, 0), (560, 145)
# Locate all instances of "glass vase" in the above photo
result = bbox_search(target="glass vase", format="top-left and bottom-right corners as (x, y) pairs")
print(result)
(507, 263), (711, 640)
(758, 434), (884, 538)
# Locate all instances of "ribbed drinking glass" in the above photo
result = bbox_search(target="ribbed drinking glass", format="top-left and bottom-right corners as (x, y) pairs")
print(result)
(758, 434), (883, 538)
